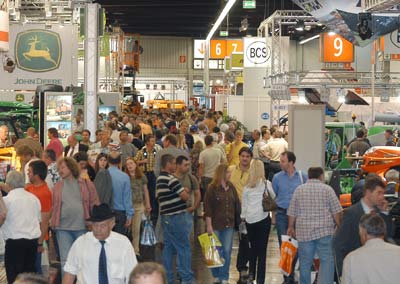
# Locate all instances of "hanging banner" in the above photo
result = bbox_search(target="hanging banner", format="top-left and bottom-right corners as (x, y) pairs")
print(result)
(292, 0), (400, 47)
(0, 23), (78, 90)
(0, 1), (9, 52)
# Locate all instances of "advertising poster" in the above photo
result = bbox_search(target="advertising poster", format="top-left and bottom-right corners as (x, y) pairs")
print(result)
(292, 0), (400, 46)
(45, 92), (73, 146)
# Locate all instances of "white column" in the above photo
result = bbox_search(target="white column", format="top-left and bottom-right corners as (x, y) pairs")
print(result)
(84, 3), (99, 140)
(203, 40), (210, 105)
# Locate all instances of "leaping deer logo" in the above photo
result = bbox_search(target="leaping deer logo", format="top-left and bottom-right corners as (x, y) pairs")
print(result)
(23, 35), (57, 66)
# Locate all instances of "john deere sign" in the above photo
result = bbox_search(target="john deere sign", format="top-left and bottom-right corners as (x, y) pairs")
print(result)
(15, 29), (62, 72)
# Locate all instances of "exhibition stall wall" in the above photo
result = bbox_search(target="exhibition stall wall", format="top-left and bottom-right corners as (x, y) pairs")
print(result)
(0, 23), (78, 90)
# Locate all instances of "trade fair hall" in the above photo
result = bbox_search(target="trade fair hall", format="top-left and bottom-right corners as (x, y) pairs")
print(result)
(1, 0), (400, 284)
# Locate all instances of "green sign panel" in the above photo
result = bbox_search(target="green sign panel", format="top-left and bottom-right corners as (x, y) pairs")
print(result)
(15, 29), (62, 72)
(243, 0), (256, 9)
(219, 30), (229, 37)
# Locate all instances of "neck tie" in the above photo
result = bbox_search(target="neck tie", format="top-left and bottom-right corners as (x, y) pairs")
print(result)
(99, 240), (109, 284)
(70, 146), (75, 157)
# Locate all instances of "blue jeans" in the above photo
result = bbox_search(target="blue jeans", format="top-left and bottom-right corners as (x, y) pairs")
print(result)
(161, 212), (195, 284)
(298, 235), (335, 284)
(212, 228), (234, 281)
(35, 251), (42, 274)
(55, 229), (87, 275)
(276, 212), (297, 283)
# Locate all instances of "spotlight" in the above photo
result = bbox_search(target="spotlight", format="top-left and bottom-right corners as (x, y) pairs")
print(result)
(357, 13), (372, 40)
(298, 90), (307, 104)
(295, 20), (305, 32)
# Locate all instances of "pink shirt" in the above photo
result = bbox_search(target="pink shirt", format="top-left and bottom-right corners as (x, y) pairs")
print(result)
(46, 138), (64, 158)
(51, 178), (99, 228)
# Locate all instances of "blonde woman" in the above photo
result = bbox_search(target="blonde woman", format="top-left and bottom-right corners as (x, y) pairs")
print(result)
(126, 157), (151, 256)
(241, 159), (272, 284)
(176, 133), (189, 153)
(204, 164), (240, 284)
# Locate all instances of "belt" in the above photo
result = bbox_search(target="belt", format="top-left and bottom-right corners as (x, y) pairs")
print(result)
(270, 160), (280, 163)
(113, 210), (126, 214)
(277, 206), (287, 213)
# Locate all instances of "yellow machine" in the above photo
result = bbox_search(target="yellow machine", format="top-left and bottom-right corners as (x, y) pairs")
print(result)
(146, 93), (186, 110)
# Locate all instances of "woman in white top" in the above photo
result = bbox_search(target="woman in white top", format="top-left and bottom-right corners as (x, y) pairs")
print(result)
(241, 159), (272, 284)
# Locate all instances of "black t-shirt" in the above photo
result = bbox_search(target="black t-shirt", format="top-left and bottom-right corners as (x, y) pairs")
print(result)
(132, 137), (144, 150)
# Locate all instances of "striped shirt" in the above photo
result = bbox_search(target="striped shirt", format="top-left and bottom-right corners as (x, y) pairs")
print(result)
(156, 172), (187, 215)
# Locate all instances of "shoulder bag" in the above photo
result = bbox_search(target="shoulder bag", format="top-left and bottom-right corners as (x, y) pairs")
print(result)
(262, 180), (277, 212)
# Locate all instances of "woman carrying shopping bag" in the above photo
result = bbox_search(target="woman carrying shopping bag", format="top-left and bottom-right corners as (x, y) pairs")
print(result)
(204, 164), (241, 284)
(241, 159), (272, 284)
(126, 157), (152, 257)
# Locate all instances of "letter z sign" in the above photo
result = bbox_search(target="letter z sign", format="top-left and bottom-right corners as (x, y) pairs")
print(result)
(244, 37), (270, 67)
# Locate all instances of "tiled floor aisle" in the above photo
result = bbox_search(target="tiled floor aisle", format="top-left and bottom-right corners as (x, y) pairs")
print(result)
(0, 225), (284, 284)
(192, 227), (283, 284)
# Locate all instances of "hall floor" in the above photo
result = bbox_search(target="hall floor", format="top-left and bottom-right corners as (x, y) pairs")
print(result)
(0, 224), (285, 284)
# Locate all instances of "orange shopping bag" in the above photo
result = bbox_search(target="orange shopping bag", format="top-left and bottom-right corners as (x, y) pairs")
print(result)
(279, 235), (298, 276)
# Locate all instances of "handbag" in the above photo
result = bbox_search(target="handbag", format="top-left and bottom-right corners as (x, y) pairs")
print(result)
(198, 233), (225, 268)
(140, 217), (157, 246)
(279, 235), (298, 276)
(262, 181), (277, 212)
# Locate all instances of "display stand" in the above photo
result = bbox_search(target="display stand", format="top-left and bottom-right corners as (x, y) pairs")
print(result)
(288, 104), (325, 172)
(44, 92), (74, 147)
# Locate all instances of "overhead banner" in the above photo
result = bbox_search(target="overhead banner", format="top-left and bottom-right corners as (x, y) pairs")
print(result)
(0, 2), (9, 52)
(0, 23), (78, 90)
(292, 0), (400, 46)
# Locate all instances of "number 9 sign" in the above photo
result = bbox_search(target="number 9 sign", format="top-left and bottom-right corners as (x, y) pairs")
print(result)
(321, 33), (354, 63)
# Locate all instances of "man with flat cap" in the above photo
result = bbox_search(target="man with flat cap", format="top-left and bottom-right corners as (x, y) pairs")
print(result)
(63, 204), (138, 284)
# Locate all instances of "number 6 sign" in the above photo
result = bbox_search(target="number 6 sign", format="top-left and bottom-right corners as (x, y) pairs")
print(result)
(320, 33), (354, 63)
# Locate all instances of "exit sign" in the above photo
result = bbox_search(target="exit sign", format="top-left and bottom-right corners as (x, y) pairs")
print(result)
(220, 30), (229, 37)
(243, 0), (256, 9)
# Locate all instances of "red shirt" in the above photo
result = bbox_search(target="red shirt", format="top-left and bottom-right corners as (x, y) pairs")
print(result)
(46, 137), (64, 158)
(26, 183), (52, 213)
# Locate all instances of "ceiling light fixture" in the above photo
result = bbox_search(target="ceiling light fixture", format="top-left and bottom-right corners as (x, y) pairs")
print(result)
(328, 31), (336, 36)
(294, 20), (305, 32)
(299, 34), (320, 45)
(206, 0), (237, 41)
(298, 90), (307, 104)
(21, 14), (27, 25)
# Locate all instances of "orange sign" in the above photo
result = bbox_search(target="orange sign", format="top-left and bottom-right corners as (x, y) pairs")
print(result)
(208, 39), (244, 59)
(321, 33), (354, 63)
(210, 40), (227, 59)
(226, 40), (243, 56)
(391, 54), (400, 61)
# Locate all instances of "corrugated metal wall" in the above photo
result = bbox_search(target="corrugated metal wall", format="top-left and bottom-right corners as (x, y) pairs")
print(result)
(140, 36), (190, 70)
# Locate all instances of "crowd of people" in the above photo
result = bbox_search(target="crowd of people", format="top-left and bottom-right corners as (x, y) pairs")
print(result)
(0, 107), (399, 284)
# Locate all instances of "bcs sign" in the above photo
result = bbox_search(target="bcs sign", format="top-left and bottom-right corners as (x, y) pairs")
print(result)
(244, 37), (270, 67)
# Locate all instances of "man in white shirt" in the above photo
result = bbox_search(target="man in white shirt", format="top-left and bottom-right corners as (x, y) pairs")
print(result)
(342, 213), (400, 284)
(251, 130), (263, 159)
(260, 130), (288, 181)
(0, 171), (41, 284)
(63, 203), (137, 284)
(198, 135), (227, 197)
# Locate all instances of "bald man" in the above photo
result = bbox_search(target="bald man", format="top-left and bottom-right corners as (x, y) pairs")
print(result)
(64, 135), (89, 157)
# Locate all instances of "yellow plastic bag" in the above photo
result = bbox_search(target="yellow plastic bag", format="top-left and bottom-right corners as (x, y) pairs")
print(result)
(279, 235), (298, 276)
(198, 233), (225, 268)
